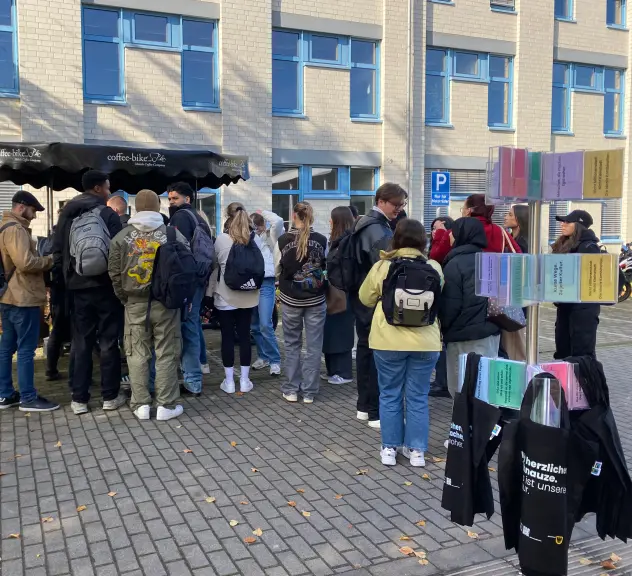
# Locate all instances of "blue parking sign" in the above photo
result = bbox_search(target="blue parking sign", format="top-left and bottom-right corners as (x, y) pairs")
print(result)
(431, 171), (450, 207)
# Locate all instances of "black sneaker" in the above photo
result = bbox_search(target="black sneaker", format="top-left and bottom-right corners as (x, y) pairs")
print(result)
(0, 391), (20, 410)
(46, 371), (62, 382)
(429, 385), (451, 398)
(19, 396), (60, 412)
(179, 385), (201, 398)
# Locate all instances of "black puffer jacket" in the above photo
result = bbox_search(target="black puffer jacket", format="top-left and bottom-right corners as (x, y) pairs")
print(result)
(353, 209), (393, 281)
(439, 218), (500, 343)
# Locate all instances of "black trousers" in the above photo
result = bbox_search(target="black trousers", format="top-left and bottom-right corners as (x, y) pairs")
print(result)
(325, 351), (353, 379)
(554, 303), (600, 359)
(46, 303), (70, 376)
(217, 308), (254, 368)
(432, 347), (448, 390)
(350, 294), (379, 421)
(69, 287), (122, 403)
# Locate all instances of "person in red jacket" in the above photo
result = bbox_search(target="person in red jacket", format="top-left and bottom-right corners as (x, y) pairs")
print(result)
(461, 194), (522, 254)
(429, 216), (454, 265)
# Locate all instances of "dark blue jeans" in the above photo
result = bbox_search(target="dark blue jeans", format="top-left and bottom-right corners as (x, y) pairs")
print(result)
(0, 305), (40, 404)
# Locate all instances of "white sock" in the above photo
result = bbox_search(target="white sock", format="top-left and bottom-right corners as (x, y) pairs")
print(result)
(224, 367), (234, 382)
(241, 366), (250, 381)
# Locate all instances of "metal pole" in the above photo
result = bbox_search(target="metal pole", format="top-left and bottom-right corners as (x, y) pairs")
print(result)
(526, 200), (542, 364)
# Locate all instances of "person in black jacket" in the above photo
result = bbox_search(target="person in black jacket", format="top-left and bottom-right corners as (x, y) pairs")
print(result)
(52, 170), (125, 415)
(552, 210), (601, 359)
(439, 218), (501, 398)
(351, 182), (408, 429)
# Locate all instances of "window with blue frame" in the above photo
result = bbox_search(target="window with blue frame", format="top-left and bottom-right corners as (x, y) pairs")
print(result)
(425, 48), (513, 128)
(551, 61), (625, 135)
(81, 7), (218, 109)
(350, 167), (378, 215)
(607, 0), (627, 27)
(271, 30), (379, 119)
(554, 0), (573, 20)
(0, 0), (18, 95)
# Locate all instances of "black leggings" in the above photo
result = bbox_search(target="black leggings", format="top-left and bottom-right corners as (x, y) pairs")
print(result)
(217, 308), (254, 368)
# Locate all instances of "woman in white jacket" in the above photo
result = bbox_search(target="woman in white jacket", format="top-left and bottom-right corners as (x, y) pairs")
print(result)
(250, 210), (285, 375)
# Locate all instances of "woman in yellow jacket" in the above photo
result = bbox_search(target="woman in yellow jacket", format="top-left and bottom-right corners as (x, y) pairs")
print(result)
(359, 218), (443, 468)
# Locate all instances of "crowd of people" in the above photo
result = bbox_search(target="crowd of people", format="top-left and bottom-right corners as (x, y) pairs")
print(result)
(0, 174), (605, 465)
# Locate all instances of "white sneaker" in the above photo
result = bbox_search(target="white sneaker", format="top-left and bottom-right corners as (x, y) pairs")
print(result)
(368, 420), (381, 430)
(380, 447), (397, 466)
(240, 378), (254, 393)
(270, 363), (281, 376)
(252, 358), (269, 370)
(71, 402), (88, 415)
(283, 393), (298, 402)
(220, 379), (236, 394)
(157, 405), (184, 421)
(103, 392), (127, 411)
(320, 373), (330, 381)
(201, 363), (211, 374)
(444, 439), (450, 449)
(303, 397), (314, 404)
(357, 411), (369, 421)
(402, 447), (425, 467)
(329, 375), (353, 385)
(134, 405), (150, 420)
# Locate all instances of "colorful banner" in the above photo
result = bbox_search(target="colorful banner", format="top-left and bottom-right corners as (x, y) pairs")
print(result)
(488, 359), (526, 410)
(543, 255), (580, 303)
(579, 254), (617, 302)
(542, 151), (584, 200)
(582, 149), (624, 199)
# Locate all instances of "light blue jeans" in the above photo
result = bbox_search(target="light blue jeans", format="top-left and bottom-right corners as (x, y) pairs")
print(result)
(0, 305), (40, 404)
(374, 350), (440, 453)
(251, 278), (280, 365)
(181, 286), (204, 394)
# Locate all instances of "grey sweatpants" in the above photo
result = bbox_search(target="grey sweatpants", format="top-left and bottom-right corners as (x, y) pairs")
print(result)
(281, 302), (327, 399)
(446, 334), (501, 398)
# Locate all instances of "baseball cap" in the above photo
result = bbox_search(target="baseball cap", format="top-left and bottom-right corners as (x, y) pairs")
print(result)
(555, 209), (593, 228)
(12, 190), (45, 212)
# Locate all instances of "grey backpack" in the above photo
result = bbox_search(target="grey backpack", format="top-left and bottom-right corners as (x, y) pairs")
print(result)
(69, 206), (111, 276)
(181, 209), (215, 280)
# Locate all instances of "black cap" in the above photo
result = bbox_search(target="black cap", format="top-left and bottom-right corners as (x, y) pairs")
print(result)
(12, 190), (45, 212)
(555, 209), (593, 228)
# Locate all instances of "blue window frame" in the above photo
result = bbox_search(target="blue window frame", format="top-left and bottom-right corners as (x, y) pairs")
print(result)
(552, 61), (625, 135)
(607, 0), (627, 27)
(555, 0), (573, 20)
(425, 48), (449, 124)
(350, 39), (379, 119)
(182, 19), (218, 109)
(308, 34), (348, 66)
(0, 0), (18, 96)
(82, 7), (124, 102)
(272, 30), (303, 115)
(488, 55), (513, 128)
(552, 62), (570, 132)
(453, 51), (484, 80)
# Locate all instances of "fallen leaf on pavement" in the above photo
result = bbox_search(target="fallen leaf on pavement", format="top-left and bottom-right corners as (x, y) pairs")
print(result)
(205, 497), (216, 504)
(296, 489), (305, 493)
(255, 447), (261, 451)
(302, 511), (311, 517)
(414, 551), (427, 559)
(467, 531), (479, 539)
(251, 468), (259, 473)
(602, 560), (617, 570)
(54, 441), (62, 448)
(399, 535), (410, 541)
(579, 558), (593, 566)
(488, 467), (497, 473)
(176, 425), (182, 429)
(230, 441), (238, 447)
(334, 494), (343, 500)
(235, 392), (244, 397)
(183, 449), (193, 454)
(24, 412), (31, 417)
(422, 474), (431, 480)
(41, 517), (54, 523)
(399, 546), (415, 556)
(287, 501), (297, 507)
(416, 520), (426, 527)
(36, 554), (41, 558)
(611, 553), (622, 562)
(404, 481), (413, 486)
(253, 528), (263, 537)
(240, 501), (249, 505)
(8, 533), (20, 539)
(14, 454), (22, 458)
(432, 457), (446, 463)
(107, 492), (117, 497)
(76, 505), (87, 512)
(229, 520), (239, 527)
(244, 536), (256, 544)
(356, 469), (368, 476)
(419, 559), (429, 566)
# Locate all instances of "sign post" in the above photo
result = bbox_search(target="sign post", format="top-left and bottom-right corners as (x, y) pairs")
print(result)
(431, 171), (450, 207)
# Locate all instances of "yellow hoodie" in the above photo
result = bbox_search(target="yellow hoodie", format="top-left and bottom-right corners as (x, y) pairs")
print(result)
(359, 247), (443, 352)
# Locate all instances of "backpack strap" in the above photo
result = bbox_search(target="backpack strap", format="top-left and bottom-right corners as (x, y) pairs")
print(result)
(182, 208), (200, 231)
(166, 226), (176, 242)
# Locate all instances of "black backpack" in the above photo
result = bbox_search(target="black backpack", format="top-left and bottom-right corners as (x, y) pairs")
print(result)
(222, 233), (265, 291)
(381, 257), (441, 327)
(148, 227), (197, 313)
(0, 222), (18, 298)
(180, 209), (215, 280)
(326, 231), (362, 293)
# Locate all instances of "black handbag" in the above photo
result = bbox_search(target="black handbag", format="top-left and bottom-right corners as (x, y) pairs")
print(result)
(487, 298), (526, 332)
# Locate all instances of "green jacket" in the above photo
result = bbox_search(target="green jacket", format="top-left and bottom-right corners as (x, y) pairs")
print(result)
(108, 212), (187, 304)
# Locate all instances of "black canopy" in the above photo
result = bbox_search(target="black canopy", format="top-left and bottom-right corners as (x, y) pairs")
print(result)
(0, 142), (249, 193)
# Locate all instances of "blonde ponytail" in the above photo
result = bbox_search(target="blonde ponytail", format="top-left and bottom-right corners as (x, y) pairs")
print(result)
(294, 202), (313, 260)
(226, 202), (251, 245)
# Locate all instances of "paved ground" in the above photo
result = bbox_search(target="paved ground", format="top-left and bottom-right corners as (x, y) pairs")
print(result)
(1, 302), (632, 576)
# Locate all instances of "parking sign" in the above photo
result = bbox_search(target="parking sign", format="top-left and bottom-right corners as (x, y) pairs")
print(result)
(431, 171), (450, 207)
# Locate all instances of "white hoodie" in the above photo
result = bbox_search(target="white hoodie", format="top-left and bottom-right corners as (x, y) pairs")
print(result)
(128, 211), (167, 232)
(256, 210), (285, 278)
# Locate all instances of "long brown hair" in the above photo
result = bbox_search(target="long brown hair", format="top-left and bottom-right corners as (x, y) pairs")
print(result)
(293, 201), (314, 260)
(226, 202), (251, 245)
(512, 204), (529, 242)
(551, 222), (586, 254)
(465, 194), (494, 222)
(330, 206), (354, 243)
